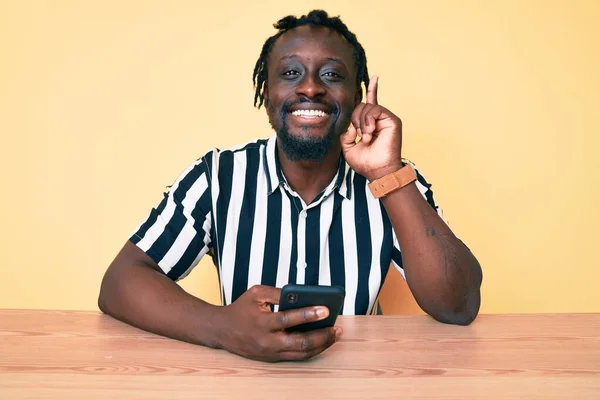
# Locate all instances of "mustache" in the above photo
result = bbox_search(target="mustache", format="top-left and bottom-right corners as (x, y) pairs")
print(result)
(281, 97), (338, 115)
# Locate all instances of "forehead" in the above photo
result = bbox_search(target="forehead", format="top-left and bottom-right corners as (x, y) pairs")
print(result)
(269, 25), (355, 66)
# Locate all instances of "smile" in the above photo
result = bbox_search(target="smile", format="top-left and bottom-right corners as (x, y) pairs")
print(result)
(290, 109), (330, 118)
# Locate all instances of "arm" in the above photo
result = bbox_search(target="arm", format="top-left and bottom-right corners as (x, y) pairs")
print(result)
(98, 241), (224, 347)
(340, 76), (482, 325)
(98, 241), (341, 361)
(98, 155), (228, 347)
(100, 147), (340, 360)
(379, 176), (482, 325)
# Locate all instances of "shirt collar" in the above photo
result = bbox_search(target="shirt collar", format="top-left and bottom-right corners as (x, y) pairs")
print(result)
(263, 135), (285, 195)
(263, 134), (353, 200)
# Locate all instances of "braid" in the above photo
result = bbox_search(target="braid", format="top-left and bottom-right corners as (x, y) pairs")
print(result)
(252, 10), (369, 108)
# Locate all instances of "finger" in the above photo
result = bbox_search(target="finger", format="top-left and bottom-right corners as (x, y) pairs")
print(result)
(278, 327), (342, 361)
(351, 103), (366, 135)
(360, 104), (377, 135)
(271, 306), (329, 330)
(279, 327), (341, 352)
(246, 284), (281, 306)
(277, 343), (333, 361)
(367, 75), (378, 105)
(340, 122), (358, 150)
(358, 104), (377, 143)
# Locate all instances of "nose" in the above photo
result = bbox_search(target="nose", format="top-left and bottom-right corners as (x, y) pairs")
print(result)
(295, 74), (326, 99)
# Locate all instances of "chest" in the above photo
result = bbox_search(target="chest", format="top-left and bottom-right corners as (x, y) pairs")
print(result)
(213, 185), (394, 314)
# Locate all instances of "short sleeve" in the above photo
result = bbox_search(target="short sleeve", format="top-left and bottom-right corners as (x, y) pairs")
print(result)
(129, 151), (215, 281)
(390, 159), (447, 278)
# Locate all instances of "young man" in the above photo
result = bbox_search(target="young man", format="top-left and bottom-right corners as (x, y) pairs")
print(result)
(98, 10), (482, 362)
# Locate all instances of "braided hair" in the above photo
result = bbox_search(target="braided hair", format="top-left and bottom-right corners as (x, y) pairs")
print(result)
(252, 9), (369, 108)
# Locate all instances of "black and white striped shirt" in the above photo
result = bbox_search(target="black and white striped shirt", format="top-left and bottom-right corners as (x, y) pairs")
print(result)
(130, 135), (444, 315)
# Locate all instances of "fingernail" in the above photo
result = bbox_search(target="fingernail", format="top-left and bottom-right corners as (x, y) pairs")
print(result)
(334, 327), (343, 339)
(316, 307), (328, 318)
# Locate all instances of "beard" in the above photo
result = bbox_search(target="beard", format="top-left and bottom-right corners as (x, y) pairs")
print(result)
(269, 98), (344, 162)
(276, 118), (337, 162)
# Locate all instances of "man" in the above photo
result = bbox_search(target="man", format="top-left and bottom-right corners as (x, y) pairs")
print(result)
(98, 10), (483, 362)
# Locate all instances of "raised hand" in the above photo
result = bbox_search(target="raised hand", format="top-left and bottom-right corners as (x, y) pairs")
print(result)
(340, 76), (404, 182)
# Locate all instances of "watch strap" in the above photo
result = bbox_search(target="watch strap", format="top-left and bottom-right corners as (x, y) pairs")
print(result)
(368, 164), (417, 198)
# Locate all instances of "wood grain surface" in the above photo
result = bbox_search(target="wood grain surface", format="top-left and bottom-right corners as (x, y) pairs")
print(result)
(1, 310), (599, 399)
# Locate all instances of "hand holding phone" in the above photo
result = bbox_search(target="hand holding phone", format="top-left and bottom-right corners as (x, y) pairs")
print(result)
(217, 285), (343, 362)
(278, 284), (345, 332)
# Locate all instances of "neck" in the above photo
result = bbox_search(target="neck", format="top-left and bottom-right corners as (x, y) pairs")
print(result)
(277, 141), (342, 205)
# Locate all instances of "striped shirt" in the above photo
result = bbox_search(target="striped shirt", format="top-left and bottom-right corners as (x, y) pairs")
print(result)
(130, 135), (444, 315)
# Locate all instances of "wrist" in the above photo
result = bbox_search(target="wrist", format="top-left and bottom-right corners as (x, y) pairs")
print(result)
(204, 304), (233, 349)
(367, 162), (416, 199)
(365, 161), (404, 182)
(186, 302), (231, 349)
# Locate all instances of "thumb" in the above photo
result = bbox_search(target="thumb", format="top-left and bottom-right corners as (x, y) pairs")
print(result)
(340, 123), (359, 153)
(248, 285), (281, 306)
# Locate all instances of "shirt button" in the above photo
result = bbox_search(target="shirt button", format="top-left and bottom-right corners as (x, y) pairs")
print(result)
(300, 210), (307, 219)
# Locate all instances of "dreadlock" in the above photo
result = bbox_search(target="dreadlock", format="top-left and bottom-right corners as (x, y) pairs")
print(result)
(252, 9), (369, 109)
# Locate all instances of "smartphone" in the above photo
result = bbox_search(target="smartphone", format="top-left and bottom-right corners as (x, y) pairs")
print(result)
(278, 284), (345, 332)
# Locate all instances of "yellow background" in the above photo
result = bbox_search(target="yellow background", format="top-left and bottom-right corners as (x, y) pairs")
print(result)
(1, 0), (598, 314)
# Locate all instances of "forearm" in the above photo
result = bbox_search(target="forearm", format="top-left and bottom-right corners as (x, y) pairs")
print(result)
(381, 183), (482, 325)
(98, 257), (225, 348)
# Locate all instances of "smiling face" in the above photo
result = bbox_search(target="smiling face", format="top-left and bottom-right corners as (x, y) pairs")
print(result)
(264, 25), (361, 162)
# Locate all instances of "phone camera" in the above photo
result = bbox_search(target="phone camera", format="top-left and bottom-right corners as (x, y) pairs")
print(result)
(286, 293), (298, 304)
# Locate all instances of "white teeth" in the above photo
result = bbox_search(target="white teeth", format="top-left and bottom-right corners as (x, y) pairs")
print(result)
(291, 110), (328, 117)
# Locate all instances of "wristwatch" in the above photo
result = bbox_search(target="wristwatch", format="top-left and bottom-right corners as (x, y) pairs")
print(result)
(368, 164), (417, 198)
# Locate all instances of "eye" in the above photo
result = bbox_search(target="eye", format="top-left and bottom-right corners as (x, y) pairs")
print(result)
(322, 71), (343, 80)
(282, 70), (300, 77)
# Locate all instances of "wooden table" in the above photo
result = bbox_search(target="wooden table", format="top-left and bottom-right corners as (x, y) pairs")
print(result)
(1, 310), (599, 399)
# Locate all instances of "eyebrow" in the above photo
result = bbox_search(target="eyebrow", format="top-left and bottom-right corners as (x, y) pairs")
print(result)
(326, 57), (346, 65)
(279, 54), (347, 67)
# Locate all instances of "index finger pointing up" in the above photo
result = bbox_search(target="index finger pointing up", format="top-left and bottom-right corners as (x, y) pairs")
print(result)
(367, 75), (378, 105)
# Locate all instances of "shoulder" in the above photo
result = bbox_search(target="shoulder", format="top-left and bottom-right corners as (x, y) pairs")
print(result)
(202, 138), (269, 165)
(188, 138), (268, 170)
(168, 139), (269, 186)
